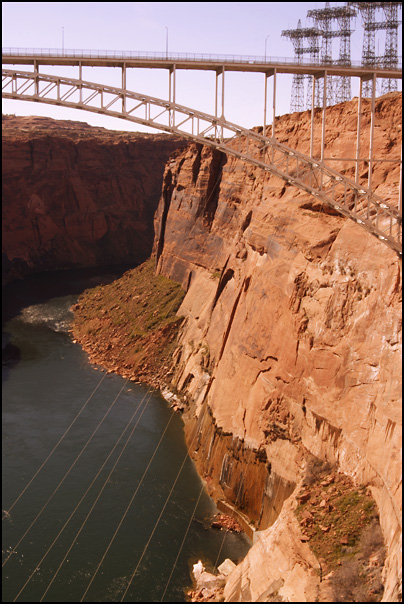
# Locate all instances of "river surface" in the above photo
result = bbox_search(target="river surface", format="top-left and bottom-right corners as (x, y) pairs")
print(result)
(2, 268), (250, 603)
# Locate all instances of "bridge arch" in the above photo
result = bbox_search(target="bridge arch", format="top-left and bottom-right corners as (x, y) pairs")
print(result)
(2, 68), (401, 255)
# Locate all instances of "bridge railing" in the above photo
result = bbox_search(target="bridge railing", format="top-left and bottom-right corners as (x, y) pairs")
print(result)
(2, 47), (402, 70)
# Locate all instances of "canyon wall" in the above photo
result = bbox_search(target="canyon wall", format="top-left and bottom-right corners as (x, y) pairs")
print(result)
(2, 115), (186, 283)
(153, 93), (402, 601)
(3, 96), (401, 601)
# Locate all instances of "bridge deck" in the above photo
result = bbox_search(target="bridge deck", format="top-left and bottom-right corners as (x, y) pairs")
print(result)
(2, 49), (402, 79)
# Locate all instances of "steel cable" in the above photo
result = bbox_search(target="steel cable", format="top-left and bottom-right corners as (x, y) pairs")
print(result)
(79, 399), (177, 602)
(2, 371), (107, 522)
(213, 445), (255, 570)
(3, 377), (128, 569)
(34, 385), (155, 602)
(120, 365), (219, 602)
(159, 482), (205, 602)
(11, 378), (136, 601)
(118, 424), (201, 602)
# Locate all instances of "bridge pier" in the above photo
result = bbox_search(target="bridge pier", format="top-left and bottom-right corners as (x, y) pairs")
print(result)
(79, 62), (82, 104)
(368, 72), (377, 195)
(169, 65), (176, 127)
(122, 63), (126, 114)
(355, 78), (363, 185)
(321, 71), (328, 167)
(34, 60), (38, 96)
(262, 67), (277, 163)
(310, 75), (316, 157)
(215, 66), (225, 125)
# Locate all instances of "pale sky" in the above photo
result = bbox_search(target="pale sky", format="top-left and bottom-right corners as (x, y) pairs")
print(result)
(2, 2), (402, 133)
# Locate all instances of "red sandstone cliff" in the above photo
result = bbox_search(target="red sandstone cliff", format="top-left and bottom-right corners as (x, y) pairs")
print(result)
(152, 93), (402, 601)
(13, 94), (401, 601)
(2, 115), (186, 282)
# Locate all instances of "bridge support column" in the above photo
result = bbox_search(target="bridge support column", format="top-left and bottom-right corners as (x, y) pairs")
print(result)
(169, 65), (176, 127)
(264, 71), (268, 138)
(310, 75), (316, 158)
(320, 70), (327, 188)
(122, 63), (126, 113)
(263, 69), (276, 162)
(215, 67), (225, 139)
(355, 78), (363, 185)
(79, 62), (82, 104)
(272, 67), (277, 142)
(34, 60), (38, 96)
(263, 68), (277, 162)
(263, 69), (276, 138)
(368, 73), (376, 197)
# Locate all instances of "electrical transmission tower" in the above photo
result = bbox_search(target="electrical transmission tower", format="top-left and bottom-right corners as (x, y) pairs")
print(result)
(305, 28), (323, 110)
(307, 3), (342, 107)
(348, 2), (400, 97)
(380, 2), (401, 94)
(331, 4), (357, 103)
(282, 19), (321, 112)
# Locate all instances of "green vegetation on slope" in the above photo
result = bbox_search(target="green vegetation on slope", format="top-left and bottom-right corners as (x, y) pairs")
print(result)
(71, 257), (185, 387)
(296, 458), (385, 602)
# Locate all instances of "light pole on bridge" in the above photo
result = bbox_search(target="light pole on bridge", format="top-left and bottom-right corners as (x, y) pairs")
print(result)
(165, 26), (168, 58)
(265, 34), (270, 61)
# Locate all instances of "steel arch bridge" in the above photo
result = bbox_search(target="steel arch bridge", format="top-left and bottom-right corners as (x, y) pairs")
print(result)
(2, 51), (402, 256)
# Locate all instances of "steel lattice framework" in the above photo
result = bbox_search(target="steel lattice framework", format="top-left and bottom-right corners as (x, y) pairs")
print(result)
(381, 2), (401, 94)
(330, 4), (357, 103)
(349, 2), (402, 97)
(281, 20), (321, 112)
(307, 3), (351, 106)
(2, 67), (401, 255)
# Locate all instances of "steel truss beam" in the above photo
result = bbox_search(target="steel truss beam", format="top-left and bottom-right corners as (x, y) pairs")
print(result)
(2, 68), (402, 256)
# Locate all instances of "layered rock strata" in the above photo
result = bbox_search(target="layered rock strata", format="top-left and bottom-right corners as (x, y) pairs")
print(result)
(10, 93), (401, 601)
(2, 115), (186, 282)
(153, 93), (402, 601)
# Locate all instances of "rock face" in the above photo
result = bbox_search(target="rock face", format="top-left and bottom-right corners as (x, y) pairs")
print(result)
(2, 115), (186, 282)
(153, 93), (402, 601)
(6, 93), (401, 601)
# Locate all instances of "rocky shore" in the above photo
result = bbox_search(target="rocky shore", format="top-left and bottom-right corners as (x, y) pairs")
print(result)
(70, 258), (186, 390)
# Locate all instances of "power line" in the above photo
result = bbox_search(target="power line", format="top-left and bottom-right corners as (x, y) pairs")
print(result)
(119, 429), (199, 602)
(2, 371), (107, 521)
(12, 380), (136, 601)
(159, 484), (205, 602)
(37, 385), (155, 602)
(3, 377), (128, 569)
(79, 400), (177, 602)
(120, 372), (212, 602)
